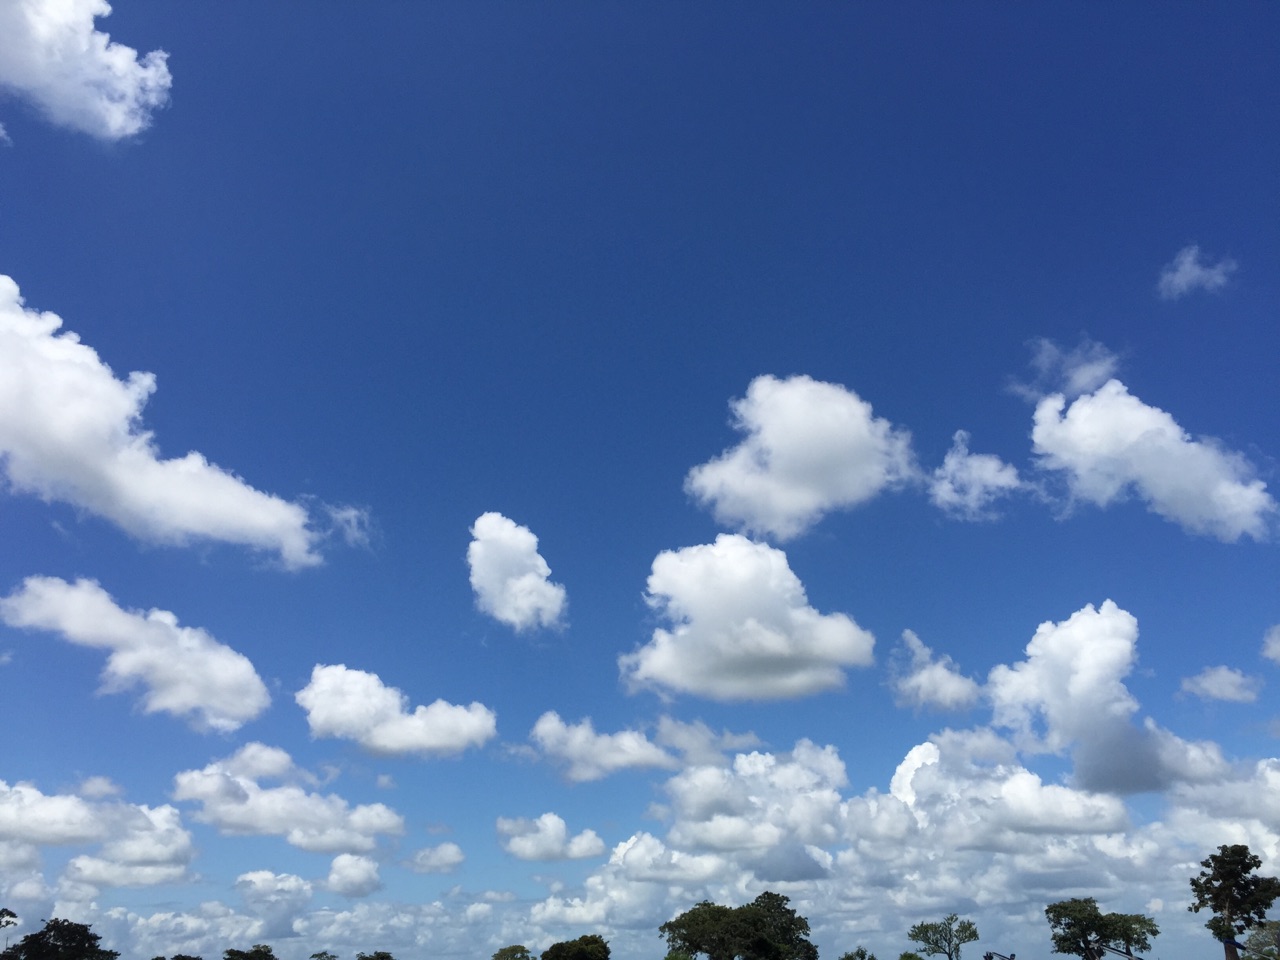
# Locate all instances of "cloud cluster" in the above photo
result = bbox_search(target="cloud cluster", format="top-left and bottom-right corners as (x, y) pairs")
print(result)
(172, 743), (404, 853)
(0, 276), (326, 568)
(496, 812), (605, 861)
(0, 0), (171, 140)
(326, 854), (382, 897)
(0, 576), (269, 732)
(295, 664), (497, 757)
(685, 375), (916, 539)
(620, 534), (875, 700)
(891, 630), (981, 710)
(1032, 378), (1274, 541)
(530, 712), (677, 782)
(1158, 245), (1238, 300)
(468, 512), (566, 630)
(929, 430), (1022, 520)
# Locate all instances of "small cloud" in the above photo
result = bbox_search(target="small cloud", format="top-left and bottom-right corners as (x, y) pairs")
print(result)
(1181, 666), (1262, 703)
(1263, 625), (1280, 665)
(467, 512), (566, 631)
(76, 776), (121, 799)
(1016, 338), (1121, 401)
(496, 813), (605, 861)
(1158, 245), (1238, 300)
(407, 842), (464, 874)
(892, 630), (982, 710)
(929, 430), (1022, 520)
(530, 712), (677, 782)
(326, 853), (381, 897)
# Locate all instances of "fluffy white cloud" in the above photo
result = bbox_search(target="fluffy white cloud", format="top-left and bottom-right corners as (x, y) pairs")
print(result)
(929, 430), (1022, 520)
(1263, 625), (1280, 665)
(0, 276), (343, 568)
(1032, 378), (1274, 541)
(529, 712), (677, 782)
(327, 854), (382, 897)
(496, 812), (605, 861)
(892, 630), (981, 710)
(1158, 244), (1238, 300)
(295, 664), (497, 757)
(406, 841), (464, 874)
(619, 534), (875, 700)
(172, 743), (404, 853)
(685, 375), (917, 539)
(653, 716), (761, 767)
(0, 0), (171, 140)
(63, 804), (193, 892)
(235, 870), (313, 937)
(0, 780), (107, 846)
(0, 576), (269, 732)
(1181, 666), (1261, 703)
(467, 512), (566, 630)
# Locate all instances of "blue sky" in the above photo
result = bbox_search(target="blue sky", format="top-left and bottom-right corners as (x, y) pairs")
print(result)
(1, 3), (1279, 959)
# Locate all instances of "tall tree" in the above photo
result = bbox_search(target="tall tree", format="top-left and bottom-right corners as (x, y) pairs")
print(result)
(1045, 898), (1159, 957)
(660, 893), (817, 960)
(493, 948), (535, 960)
(0, 918), (119, 960)
(541, 934), (609, 960)
(1190, 844), (1280, 960)
(661, 901), (738, 960)
(906, 914), (979, 960)
(0, 911), (15, 932)
(356, 953), (396, 960)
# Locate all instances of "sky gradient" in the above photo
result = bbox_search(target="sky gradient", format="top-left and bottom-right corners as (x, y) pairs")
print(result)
(1, 3), (1279, 959)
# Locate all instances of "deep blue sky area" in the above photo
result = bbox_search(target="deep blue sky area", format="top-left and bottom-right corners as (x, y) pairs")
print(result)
(1, 4), (1279, 960)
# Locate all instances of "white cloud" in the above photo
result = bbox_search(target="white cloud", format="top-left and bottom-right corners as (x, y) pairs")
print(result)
(1263, 625), (1280, 665)
(929, 430), (1022, 520)
(295, 664), (497, 757)
(653, 716), (762, 767)
(1181, 666), (1261, 703)
(63, 804), (193, 892)
(892, 630), (981, 710)
(0, 576), (269, 732)
(0, 780), (107, 846)
(406, 842), (464, 874)
(235, 870), (313, 937)
(1032, 378), (1274, 541)
(327, 854), (382, 897)
(529, 712), (677, 782)
(619, 534), (875, 700)
(685, 374), (917, 539)
(172, 743), (404, 853)
(1158, 244), (1238, 300)
(76, 776), (121, 799)
(467, 512), (566, 630)
(0, 276), (328, 568)
(496, 813), (605, 861)
(1023, 338), (1122, 400)
(0, 0), (171, 140)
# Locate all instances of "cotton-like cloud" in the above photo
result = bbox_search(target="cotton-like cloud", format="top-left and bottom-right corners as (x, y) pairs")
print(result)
(496, 812), (605, 861)
(1023, 338), (1122, 400)
(653, 716), (762, 767)
(929, 430), (1022, 520)
(172, 743), (404, 853)
(892, 630), (981, 710)
(295, 664), (497, 757)
(619, 534), (875, 700)
(406, 842), (464, 874)
(1181, 666), (1261, 703)
(0, 576), (269, 732)
(1158, 244), (1238, 300)
(327, 854), (382, 897)
(0, 0), (171, 140)
(685, 375), (917, 540)
(62, 804), (193, 892)
(1032, 378), (1274, 541)
(529, 712), (677, 782)
(1263, 626), (1280, 665)
(0, 276), (331, 568)
(0, 780), (108, 846)
(467, 512), (566, 630)
(235, 870), (313, 938)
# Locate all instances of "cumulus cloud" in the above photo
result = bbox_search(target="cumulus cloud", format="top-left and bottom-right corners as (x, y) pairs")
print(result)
(685, 374), (916, 539)
(0, 0), (171, 140)
(235, 870), (313, 938)
(653, 716), (762, 767)
(62, 804), (193, 892)
(529, 712), (677, 782)
(467, 512), (566, 630)
(327, 854), (382, 897)
(295, 664), (496, 757)
(1263, 625), (1280, 665)
(496, 813), (605, 861)
(0, 276), (330, 568)
(172, 743), (404, 853)
(0, 780), (108, 846)
(1032, 378), (1274, 541)
(1019, 338), (1121, 401)
(406, 842), (464, 874)
(619, 534), (875, 700)
(892, 630), (981, 710)
(1181, 666), (1261, 703)
(0, 576), (269, 732)
(929, 431), (1022, 520)
(1158, 244), (1238, 300)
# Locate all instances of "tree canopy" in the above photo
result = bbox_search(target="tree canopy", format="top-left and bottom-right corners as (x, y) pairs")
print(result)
(906, 914), (979, 960)
(493, 947), (536, 960)
(1190, 844), (1280, 960)
(223, 947), (276, 960)
(541, 934), (609, 960)
(1243, 920), (1280, 960)
(0, 918), (120, 960)
(1044, 898), (1158, 957)
(660, 892), (817, 960)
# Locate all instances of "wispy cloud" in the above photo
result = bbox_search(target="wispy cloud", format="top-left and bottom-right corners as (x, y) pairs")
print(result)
(1158, 245), (1238, 300)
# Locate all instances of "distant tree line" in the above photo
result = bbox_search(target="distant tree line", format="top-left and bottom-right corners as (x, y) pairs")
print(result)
(2, 843), (1276, 960)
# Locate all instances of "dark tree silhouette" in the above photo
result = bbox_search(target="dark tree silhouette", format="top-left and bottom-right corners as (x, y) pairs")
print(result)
(0, 918), (119, 960)
(1190, 844), (1280, 960)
